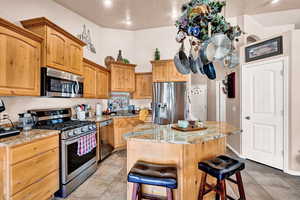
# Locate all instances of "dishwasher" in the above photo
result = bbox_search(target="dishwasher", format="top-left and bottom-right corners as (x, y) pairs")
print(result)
(99, 119), (114, 160)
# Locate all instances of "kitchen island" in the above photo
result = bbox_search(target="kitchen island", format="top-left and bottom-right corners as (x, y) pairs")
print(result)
(123, 121), (241, 200)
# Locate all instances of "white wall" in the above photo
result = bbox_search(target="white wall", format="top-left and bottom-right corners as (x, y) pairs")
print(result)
(0, 0), (137, 121)
(0, 0), (136, 67)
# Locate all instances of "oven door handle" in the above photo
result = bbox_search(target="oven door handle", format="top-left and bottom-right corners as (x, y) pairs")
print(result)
(62, 132), (96, 145)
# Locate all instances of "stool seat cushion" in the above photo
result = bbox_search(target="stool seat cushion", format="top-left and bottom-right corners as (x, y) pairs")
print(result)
(198, 155), (245, 180)
(128, 161), (177, 189)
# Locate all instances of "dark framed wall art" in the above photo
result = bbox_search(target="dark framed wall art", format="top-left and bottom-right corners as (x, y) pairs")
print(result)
(245, 36), (283, 63)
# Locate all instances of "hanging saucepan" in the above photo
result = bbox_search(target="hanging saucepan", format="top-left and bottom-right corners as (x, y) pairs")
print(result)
(223, 52), (239, 69)
(174, 42), (191, 75)
(203, 62), (216, 80)
(200, 33), (232, 64)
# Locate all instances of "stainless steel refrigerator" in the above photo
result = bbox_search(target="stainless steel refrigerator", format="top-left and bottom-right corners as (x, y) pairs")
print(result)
(152, 82), (187, 125)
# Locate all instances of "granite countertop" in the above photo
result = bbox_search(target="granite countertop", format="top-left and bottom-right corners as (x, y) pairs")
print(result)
(123, 121), (241, 144)
(85, 114), (139, 122)
(0, 129), (59, 147)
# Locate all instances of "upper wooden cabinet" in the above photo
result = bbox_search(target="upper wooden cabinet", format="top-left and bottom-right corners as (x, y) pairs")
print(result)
(110, 62), (136, 93)
(83, 58), (110, 99)
(0, 17), (42, 96)
(151, 60), (189, 82)
(21, 17), (86, 75)
(133, 73), (152, 99)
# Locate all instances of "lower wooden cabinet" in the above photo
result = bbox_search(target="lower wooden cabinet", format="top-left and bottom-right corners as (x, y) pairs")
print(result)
(133, 73), (152, 99)
(112, 117), (140, 149)
(0, 17), (42, 96)
(83, 58), (110, 99)
(0, 134), (59, 200)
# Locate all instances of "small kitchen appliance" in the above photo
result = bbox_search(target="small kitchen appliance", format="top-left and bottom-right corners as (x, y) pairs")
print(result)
(29, 108), (97, 198)
(18, 113), (37, 131)
(0, 100), (20, 138)
(41, 67), (84, 98)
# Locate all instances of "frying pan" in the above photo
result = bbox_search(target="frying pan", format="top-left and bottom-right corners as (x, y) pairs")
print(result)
(203, 63), (216, 80)
(200, 33), (232, 64)
(223, 52), (239, 69)
(174, 43), (191, 75)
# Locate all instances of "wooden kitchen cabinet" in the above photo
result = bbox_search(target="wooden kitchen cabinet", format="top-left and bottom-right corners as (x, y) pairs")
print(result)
(0, 134), (59, 200)
(113, 117), (140, 149)
(21, 17), (86, 75)
(110, 63), (136, 93)
(151, 60), (189, 82)
(133, 73), (152, 99)
(83, 58), (110, 99)
(0, 17), (42, 96)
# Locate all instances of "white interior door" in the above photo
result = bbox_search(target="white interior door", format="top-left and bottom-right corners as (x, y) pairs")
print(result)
(216, 81), (226, 122)
(242, 59), (284, 169)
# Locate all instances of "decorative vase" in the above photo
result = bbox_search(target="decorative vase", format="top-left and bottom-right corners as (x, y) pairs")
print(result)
(117, 50), (124, 63)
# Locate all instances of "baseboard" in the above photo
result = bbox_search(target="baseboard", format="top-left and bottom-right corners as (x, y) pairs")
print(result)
(227, 144), (247, 159)
(284, 169), (300, 176)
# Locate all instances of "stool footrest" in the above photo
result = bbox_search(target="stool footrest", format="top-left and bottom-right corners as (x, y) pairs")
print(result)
(142, 193), (167, 200)
(227, 177), (238, 184)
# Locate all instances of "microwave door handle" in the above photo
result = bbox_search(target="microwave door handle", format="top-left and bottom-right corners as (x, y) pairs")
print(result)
(74, 81), (80, 94)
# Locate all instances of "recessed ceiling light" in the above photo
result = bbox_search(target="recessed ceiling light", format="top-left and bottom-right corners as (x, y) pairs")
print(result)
(271, 0), (280, 4)
(171, 9), (179, 20)
(103, 0), (113, 8)
(124, 20), (132, 26)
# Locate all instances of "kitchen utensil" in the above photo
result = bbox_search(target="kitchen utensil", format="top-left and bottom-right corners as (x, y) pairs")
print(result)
(203, 63), (216, 80)
(0, 100), (5, 113)
(174, 43), (191, 75)
(200, 33), (232, 64)
(96, 103), (102, 116)
(18, 113), (37, 131)
(223, 52), (239, 69)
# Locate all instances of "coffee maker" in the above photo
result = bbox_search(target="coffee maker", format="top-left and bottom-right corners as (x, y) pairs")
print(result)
(0, 100), (20, 138)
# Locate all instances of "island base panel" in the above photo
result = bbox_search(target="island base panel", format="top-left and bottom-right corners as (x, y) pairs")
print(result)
(127, 137), (226, 200)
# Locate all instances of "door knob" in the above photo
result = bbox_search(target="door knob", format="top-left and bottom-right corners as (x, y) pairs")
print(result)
(245, 116), (251, 120)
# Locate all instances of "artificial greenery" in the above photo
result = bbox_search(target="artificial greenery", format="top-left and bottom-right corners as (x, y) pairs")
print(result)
(175, 0), (242, 42)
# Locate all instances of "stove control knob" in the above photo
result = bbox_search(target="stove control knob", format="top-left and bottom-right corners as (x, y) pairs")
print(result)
(88, 125), (94, 130)
(92, 124), (97, 129)
(74, 129), (80, 135)
(68, 131), (74, 137)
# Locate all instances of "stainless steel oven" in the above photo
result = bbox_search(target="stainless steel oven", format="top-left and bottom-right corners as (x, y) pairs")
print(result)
(41, 67), (84, 98)
(59, 126), (97, 197)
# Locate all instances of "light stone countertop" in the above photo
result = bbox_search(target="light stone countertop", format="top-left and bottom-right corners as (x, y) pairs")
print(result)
(0, 129), (59, 147)
(85, 114), (139, 122)
(123, 121), (241, 144)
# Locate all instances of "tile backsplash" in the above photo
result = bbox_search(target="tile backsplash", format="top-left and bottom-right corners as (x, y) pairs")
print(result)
(0, 96), (152, 124)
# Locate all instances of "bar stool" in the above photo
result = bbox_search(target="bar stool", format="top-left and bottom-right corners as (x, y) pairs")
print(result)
(198, 155), (246, 200)
(127, 161), (177, 200)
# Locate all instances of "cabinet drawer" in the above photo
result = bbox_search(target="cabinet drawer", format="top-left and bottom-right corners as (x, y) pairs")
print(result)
(11, 170), (59, 200)
(10, 135), (58, 164)
(10, 148), (59, 195)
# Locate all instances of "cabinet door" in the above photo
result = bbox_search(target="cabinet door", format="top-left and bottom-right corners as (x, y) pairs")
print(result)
(111, 65), (135, 92)
(133, 73), (152, 99)
(0, 27), (41, 96)
(96, 69), (109, 99)
(83, 63), (97, 98)
(46, 27), (68, 71)
(67, 41), (83, 75)
(152, 62), (169, 82)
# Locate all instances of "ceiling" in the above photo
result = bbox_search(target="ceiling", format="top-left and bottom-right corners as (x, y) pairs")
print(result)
(54, 0), (300, 30)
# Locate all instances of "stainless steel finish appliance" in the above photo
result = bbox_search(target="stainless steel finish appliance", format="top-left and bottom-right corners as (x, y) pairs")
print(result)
(152, 82), (187, 125)
(29, 108), (97, 198)
(41, 67), (84, 98)
(99, 119), (113, 160)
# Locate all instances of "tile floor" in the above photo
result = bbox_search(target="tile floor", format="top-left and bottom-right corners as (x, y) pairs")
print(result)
(56, 150), (300, 200)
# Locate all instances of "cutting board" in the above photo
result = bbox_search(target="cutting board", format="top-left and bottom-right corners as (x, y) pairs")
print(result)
(171, 125), (208, 132)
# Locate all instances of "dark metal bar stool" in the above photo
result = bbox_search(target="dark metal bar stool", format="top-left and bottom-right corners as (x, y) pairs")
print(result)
(198, 155), (246, 200)
(128, 161), (177, 200)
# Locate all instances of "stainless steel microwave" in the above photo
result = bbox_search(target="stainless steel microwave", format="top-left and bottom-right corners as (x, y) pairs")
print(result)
(41, 67), (84, 98)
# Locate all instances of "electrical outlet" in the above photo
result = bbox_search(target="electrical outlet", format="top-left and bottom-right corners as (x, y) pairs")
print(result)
(0, 113), (8, 120)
